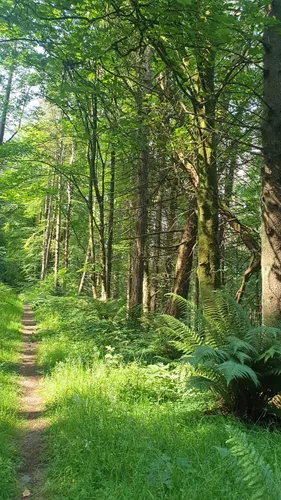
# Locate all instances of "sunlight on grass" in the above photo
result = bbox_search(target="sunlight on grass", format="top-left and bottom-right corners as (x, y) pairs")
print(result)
(40, 358), (281, 500)
(29, 294), (281, 500)
(0, 285), (22, 500)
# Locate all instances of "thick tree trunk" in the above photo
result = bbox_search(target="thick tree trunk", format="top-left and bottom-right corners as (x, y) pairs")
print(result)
(195, 56), (220, 303)
(129, 146), (149, 311)
(168, 197), (197, 317)
(261, 0), (281, 325)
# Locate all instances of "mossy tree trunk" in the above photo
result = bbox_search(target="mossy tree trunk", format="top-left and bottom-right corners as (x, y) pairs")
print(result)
(195, 52), (220, 303)
(261, 0), (281, 325)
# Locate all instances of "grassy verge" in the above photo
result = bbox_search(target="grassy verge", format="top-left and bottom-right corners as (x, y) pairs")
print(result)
(31, 293), (281, 499)
(0, 284), (22, 500)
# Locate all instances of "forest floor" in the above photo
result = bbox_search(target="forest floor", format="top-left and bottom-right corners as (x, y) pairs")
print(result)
(2, 290), (281, 499)
(18, 305), (47, 499)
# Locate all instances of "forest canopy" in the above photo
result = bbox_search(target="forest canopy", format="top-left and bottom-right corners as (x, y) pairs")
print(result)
(0, 0), (272, 319)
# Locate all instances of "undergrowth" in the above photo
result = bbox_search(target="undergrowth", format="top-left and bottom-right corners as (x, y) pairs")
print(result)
(26, 288), (281, 499)
(0, 283), (22, 499)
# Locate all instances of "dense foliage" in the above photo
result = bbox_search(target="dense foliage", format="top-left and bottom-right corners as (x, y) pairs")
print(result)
(163, 293), (281, 421)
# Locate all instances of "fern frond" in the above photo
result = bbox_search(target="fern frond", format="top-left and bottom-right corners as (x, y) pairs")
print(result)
(225, 425), (281, 500)
(187, 345), (228, 365)
(166, 294), (212, 338)
(188, 365), (229, 400)
(162, 314), (203, 353)
(186, 375), (214, 392)
(204, 291), (251, 341)
(227, 336), (257, 356)
(217, 361), (259, 387)
(247, 327), (281, 353)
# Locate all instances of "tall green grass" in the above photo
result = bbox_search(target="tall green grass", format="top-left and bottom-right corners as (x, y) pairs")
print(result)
(31, 293), (281, 500)
(0, 284), (22, 499)
(40, 359), (281, 500)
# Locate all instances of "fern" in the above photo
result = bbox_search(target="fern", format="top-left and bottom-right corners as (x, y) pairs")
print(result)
(160, 291), (281, 421)
(217, 361), (259, 387)
(218, 426), (281, 500)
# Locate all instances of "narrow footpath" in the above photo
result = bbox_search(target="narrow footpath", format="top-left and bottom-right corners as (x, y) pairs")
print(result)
(18, 304), (47, 499)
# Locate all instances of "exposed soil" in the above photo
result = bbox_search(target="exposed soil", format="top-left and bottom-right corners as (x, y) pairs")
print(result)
(18, 305), (47, 499)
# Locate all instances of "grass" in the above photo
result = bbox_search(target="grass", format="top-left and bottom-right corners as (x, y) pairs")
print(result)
(28, 292), (281, 500)
(0, 284), (22, 500)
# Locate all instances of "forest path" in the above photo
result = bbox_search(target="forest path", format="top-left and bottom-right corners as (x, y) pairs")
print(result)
(18, 304), (47, 499)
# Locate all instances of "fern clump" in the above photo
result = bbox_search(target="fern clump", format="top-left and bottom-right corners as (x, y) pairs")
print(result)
(162, 292), (281, 422)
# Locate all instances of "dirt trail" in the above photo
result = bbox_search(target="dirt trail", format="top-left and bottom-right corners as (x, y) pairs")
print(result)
(18, 304), (47, 499)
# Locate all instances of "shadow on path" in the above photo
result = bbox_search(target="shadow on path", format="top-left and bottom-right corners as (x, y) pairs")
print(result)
(18, 304), (47, 499)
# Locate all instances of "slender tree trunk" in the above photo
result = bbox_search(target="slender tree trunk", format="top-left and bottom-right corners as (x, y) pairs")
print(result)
(64, 141), (74, 270)
(0, 60), (15, 146)
(98, 146), (107, 301)
(220, 146), (237, 285)
(41, 171), (55, 280)
(78, 240), (90, 295)
(88, 200), (98, 299)
(164, 178), (177, 295)
(64, 180), (71, 270)
(87, 94), (99, 299)
(129, 48), (151, 314)
(168, 197), (197, 317)
(150, 188), (163, 312)
(106, 151), (115, 299)
(54, 173), (62, 289)
(142, 261), (150, 314)
(261, 0), (281, 325)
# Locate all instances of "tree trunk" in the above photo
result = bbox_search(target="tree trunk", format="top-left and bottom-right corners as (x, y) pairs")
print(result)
(150, 188), (163, 313)
(54, 173), (62, 289)
(195, 54), (220, 303)
(64, 141), (74, 270)
(261, 0), (281, 325)
(78, 240), (90, 295)
(106, 151), (115, 299)
(129, 48), (151, 315)
(88, 201), (98, 299)
(41, 171), (55, 280)
(168, 197), (197, 317)
(0, 59), (15, 146)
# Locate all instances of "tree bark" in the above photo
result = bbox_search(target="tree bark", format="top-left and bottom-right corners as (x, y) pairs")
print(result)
(0, 59), (15, 146)
(54, 173), (62, 289)
(64, 141), (74, 270)
(195, 52), (220, 303)
(41, 171), (55, 280)
(261, 0), (281, 325)
(129, 48), (151, 315)
(78, 240), (90, 295)
(168, 197), (197, 317)
(150, 188), (163, 313)
(106, 151), (115, 299)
